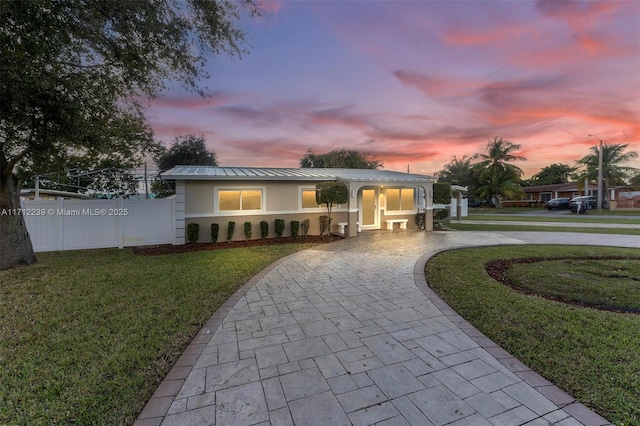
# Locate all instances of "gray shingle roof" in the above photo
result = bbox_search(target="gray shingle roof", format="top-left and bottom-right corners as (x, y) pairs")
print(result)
(162, 166), (434, 183)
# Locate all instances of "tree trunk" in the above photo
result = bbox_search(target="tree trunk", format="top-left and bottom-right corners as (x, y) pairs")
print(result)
(0, 172), (38, 270)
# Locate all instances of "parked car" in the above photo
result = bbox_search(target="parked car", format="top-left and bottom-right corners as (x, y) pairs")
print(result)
(569, 196), (597, 213)
(544, 197), (570, 210)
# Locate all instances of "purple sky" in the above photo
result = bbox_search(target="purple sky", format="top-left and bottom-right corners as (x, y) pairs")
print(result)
(146, 0), (640, 178)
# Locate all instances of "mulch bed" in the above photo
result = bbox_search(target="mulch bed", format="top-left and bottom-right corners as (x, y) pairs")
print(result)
(133, 235), (339, 256)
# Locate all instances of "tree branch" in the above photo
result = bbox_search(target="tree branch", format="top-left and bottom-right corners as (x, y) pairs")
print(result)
(4, 147), (31, 178)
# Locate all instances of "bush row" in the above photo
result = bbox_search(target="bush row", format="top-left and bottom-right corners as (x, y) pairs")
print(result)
(187, 219), (311, 243)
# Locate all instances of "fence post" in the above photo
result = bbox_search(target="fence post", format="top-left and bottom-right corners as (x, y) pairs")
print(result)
(118, 198), (124, 249)
(57, 198), (65, 250)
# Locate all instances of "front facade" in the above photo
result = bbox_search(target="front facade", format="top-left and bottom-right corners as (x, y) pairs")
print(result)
(161, 167), (435, 244)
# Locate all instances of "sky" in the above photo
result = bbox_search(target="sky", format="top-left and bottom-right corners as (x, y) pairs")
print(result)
(145, 0), (640, 179)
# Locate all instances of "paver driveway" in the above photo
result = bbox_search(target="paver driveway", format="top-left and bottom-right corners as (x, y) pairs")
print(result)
(137, 230), (638, 426)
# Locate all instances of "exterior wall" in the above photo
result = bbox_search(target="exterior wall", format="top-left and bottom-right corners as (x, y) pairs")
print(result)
(181, 178), (434, 243)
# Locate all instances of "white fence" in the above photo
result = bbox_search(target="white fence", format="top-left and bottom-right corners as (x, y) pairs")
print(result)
(21, 198), (175, 252)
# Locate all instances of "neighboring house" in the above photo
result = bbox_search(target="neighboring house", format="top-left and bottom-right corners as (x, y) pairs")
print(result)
(519, 183), (638, 210)
(521, 183), (597, 203)
(161, 166), (435, 244)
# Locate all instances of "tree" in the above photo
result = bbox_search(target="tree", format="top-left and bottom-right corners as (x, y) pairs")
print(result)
(575, 143), (638, 206)
(153, 134), (219, 197)
(315, 181), (348, 234)
(1, 0), (257, 270)
(300, 149), (383, 169)
(155, 135), (219, 173)
(436, 155), (474, 186)
(524, 163), (577, 186)
(472, 137), (526, 208)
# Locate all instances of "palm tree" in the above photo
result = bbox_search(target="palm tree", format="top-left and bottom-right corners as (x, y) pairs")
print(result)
(472, 137), (527, 208)
(576, 143), (639, 206)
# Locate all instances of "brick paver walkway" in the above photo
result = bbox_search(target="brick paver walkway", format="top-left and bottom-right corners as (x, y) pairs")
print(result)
(136, 230), (639, 426)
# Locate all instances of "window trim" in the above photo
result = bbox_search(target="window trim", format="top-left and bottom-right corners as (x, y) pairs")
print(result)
(384, 187), (416, 215)
(214, 186), (265, 215)
(298, 186), (347, 212)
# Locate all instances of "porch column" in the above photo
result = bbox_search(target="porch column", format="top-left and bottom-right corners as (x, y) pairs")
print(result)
(346, 183), (361, 237)
(456, 190), (463, 220)
(425, 182), (434, 231)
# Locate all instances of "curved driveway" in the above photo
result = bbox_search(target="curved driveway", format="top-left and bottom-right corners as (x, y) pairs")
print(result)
(137, 230), (639, 426)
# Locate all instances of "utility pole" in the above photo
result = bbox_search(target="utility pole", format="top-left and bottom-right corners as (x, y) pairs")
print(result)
(588, 135), (604, 212)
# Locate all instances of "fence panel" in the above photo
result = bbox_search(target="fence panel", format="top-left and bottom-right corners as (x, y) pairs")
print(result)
(21, 198), (175, 252)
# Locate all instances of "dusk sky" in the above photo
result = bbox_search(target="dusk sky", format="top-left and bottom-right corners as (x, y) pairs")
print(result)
(146, 0), (640, 178)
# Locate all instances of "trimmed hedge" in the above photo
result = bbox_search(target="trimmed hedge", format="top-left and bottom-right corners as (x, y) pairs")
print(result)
(187, 223), (199, 244)
(244, 222), (252, 240)
(275, 219), (285, 237)
(260, 221), (268, 239)
(291, 220), (300, 237)
(301, 219), (310, 237)
(226, 221), (235, 241)
(210, 223), (219, 243)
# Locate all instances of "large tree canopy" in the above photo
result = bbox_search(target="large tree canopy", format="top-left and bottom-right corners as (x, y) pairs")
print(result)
(575, 143), (638, 205)
(300, 149), (383, 169)
(524, 163), (577, 186)
(155, 134), (219, 173)
(0, 0), (257, 270)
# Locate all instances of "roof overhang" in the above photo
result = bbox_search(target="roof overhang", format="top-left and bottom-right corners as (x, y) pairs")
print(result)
(161, 166), (435, 185)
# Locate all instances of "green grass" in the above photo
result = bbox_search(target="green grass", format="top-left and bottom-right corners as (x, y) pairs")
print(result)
(469, 207), (640, 217)
(425, 245), (640, 425)
(0, 244), (317, 425)
(465, 214), (640, 224)
(446, 223), (640, 235)
(504, 258), (640, 310)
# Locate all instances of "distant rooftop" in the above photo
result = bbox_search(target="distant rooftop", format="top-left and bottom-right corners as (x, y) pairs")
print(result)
(162, 166), (434, 183)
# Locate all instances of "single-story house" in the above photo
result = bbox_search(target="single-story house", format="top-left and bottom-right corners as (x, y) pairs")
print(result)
(161, 166), (435, 244)
(521, 183), (597, 203)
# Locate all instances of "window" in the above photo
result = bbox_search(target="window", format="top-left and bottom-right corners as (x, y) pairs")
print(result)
(218, 189), (263, 212)
(299, 188), (345, 210)
(301, 189), (321, 208)
(385, 188), (415, 211)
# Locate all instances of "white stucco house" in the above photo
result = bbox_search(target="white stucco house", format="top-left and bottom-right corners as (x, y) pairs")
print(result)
(161, 166), (436, 244)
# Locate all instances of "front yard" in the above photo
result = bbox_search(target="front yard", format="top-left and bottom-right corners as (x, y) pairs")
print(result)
(426, 245), (640, 425)
(0, 244), (318, 425)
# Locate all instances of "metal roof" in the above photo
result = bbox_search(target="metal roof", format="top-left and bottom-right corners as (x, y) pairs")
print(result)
(162, 166), (434, 183)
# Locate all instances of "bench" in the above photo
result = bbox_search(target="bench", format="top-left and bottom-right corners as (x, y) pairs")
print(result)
(337, 222), (361, 234)
(386, 219), (408, 230)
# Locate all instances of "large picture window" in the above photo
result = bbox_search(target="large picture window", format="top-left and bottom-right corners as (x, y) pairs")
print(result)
(218, 189), (263, 212)
(386, 188), (415, 212)
(301, 190), (321, 208)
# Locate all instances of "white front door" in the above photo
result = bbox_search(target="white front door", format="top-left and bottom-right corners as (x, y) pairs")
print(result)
(360, 188), (378, 229)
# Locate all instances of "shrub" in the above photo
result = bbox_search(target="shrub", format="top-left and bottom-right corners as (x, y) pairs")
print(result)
(275, 219), (285, 237)
(210, 223), (219, 243)
(243, 222), (252, 240)
(415, 212), (425, 229)
(291, 220), (300, 237)
(259, 221), (268, 239)
(226, 221), (235, 241)
(187, 223), (199, 244)
(434, 208), (449, 221)
(433, 182), (452, 205)
(301, 219), (310, 237)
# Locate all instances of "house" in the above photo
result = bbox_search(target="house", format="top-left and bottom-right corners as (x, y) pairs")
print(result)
(520, 183), (639, 211)
(521, 183), (596, 204)
(161, 166), (435, 244)
(20, 188), (92, 200)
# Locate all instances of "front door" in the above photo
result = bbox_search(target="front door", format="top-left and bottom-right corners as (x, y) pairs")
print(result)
(361, 188), (378, 229)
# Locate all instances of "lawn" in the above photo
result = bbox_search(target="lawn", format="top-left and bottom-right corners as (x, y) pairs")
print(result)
(446, 223), (640, 235)
(425, 245), (640, 426)
(0, 243), (318, 425)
